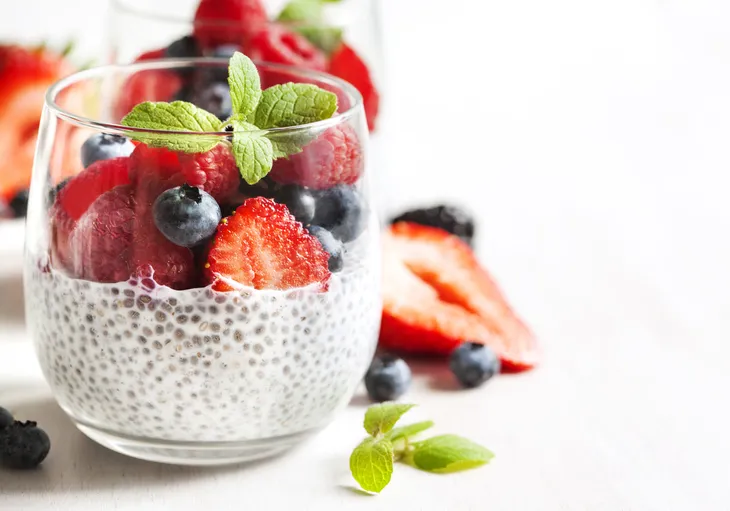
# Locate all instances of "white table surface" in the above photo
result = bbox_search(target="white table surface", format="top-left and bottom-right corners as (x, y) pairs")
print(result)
(3, 0), (730, 509)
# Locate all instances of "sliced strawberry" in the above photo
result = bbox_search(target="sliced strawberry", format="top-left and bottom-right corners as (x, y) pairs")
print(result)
(51, 157), (131, 271)
(0, 45), (77, 199)
(194, 0), (268, 49)
(380, 222), (539, 371)
(68, 185), (136, 283)
(204, 197), (330, 291)
(178, 143), (240, 202)
(328, 43), (380, 131)
(269, 124), (363, 189)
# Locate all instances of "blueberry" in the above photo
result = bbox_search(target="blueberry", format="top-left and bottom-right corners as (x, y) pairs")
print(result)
(308, 226), (344, 272)
(80, 133), (135, 168)
(391, 205), (475, 247)
(9, 189), (29, 218)
(0, 407), (13, 430)
(165, 35), (200, 59)
(364, 355), (411, 402)
(276, 185), (316, 225)
(153, 184), (221, 248)
(207, 45), (240, 81)
(449, 342), (500, 389)
(312, 185), (366, 243)
(48, 177), (71, 205)
(191, 82), (232, 121)
(0, 421), (51, 469)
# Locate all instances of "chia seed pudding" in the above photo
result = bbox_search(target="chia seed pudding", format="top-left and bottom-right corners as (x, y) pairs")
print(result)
(25, 247), (380, 444)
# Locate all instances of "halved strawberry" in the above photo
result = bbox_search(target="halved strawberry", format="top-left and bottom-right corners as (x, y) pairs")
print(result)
(380, 222), (539, 371)
(0, 44), (77, 199)
(328, 43), (380, 132)
(194, 0), (268, 49)
(204, 197), (330, 291)
(51, 157), (131, 271)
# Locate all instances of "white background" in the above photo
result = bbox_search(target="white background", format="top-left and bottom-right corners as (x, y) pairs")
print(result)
(2, 0), (730, 509)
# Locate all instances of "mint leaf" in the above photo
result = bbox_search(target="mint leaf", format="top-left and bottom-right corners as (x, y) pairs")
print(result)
(231, 120), (274, 185)
(253, 83), (337, 129)
(410, 435), (494, 474)
(386, 421), (435, 443)
(297, 26), (343, 55)
(363, 403), (415, 437)
(121, 101), (223, 153)
(349, 437), (394, 493)
(228, 52), (262, 118)
(278, 0), (322, 22)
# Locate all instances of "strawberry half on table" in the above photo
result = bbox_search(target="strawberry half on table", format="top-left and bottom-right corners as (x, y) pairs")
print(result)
(380, 222), (539, 371)
(0, 44), (78, 201)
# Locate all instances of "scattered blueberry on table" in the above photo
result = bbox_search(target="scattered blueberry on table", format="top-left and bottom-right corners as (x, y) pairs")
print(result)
(450, 342), (501, 388)
(364, 355), (412, 402)
(0, 407), (51, 470)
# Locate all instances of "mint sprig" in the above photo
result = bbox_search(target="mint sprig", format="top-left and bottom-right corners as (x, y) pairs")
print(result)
(121, 52), (338, 185)
(349, 403), (494, 494)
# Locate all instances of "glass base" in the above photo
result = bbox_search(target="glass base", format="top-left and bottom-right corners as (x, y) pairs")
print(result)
(75, 421), (318, 466)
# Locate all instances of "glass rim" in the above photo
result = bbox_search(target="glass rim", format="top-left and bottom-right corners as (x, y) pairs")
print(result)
(45, 57), (364, 136)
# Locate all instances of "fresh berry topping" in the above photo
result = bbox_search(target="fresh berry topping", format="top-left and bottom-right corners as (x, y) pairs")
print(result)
(211, 44), (241, 59)
(0, 44), (76, 199)
(194, 0), (268, 49)
(178, 144), (239, 202)
(80, 133), (135, 168)
(115, 67), (183, 122)
(247, 24), (327, 75)
(69, 185), (136, 283)
(239, 175), (283, 199)
(269, 124), (363, 189)
(328, 43), (380, 131)
(56, 157), (131, 221)
(364, 355), (412, 403)
(0, 407), (13, 430)
(48, 177), (71, 206)
(380, 223), (539, 370)
(275, 185), (316, 225)
(450, 342), (501, 388)
(153, 184), (221, 248)
(132, 213), (198, 290)
(204, 197), (331, 291)
(0, 421), (51, 470)
(178, 81), (232, 121)
(165, 35), (201, 59)
(307, 225), (344, 272)
(391, 205), (475, 247)
(9, 189), (28, 218)
(311, 184), (366, 243)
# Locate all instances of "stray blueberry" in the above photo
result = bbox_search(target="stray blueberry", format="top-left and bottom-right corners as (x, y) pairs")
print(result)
(80, 133), (135, 168)
(364, 355), (412, 402)
(449, 342), (500, 389)
(276, 185), (316, 225)
(312, 185), (366, 243)
(0, 407), (13, 430)
(9, 189), (29, 218)
(0, 421), (51, 469)
(308, 226), (344, 272)
(153, 184), (221, 248)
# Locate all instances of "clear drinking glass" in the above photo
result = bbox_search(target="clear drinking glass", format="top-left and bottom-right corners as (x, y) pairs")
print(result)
(24, 58), (381, 465)
(107, 0), (393, 220)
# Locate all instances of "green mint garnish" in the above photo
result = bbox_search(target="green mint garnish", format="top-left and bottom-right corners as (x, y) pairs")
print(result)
(121, 101), (222, 153)
(121, 52), (338, 185)
(277, 0), (344, 55)
(231, 120), (274, 185)
(349, 403), (494, 494)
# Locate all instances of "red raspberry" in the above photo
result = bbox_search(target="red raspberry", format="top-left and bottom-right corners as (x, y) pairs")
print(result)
(204, 197), (330, 291)
(178, 144), (240, 202)
(247, 24), (327, 84)
(68, 185), (136, 283)
(328, 43), (380, 131)
(51, 157), (131, 271)
(269, 124), (363, 189)
(194, 0), (268, 49)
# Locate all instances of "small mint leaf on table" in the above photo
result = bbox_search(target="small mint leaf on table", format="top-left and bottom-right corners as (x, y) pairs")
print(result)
(410, 435), (494, 474)
(121, 101), (223, 153)
(386, 420), (435, 443)
(349, 437), (394, 494)
(231, 120), (274, 185)
(253, 83), (338, 129)
(228, 52), (262, 118)
(363, 403), (415, 437)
